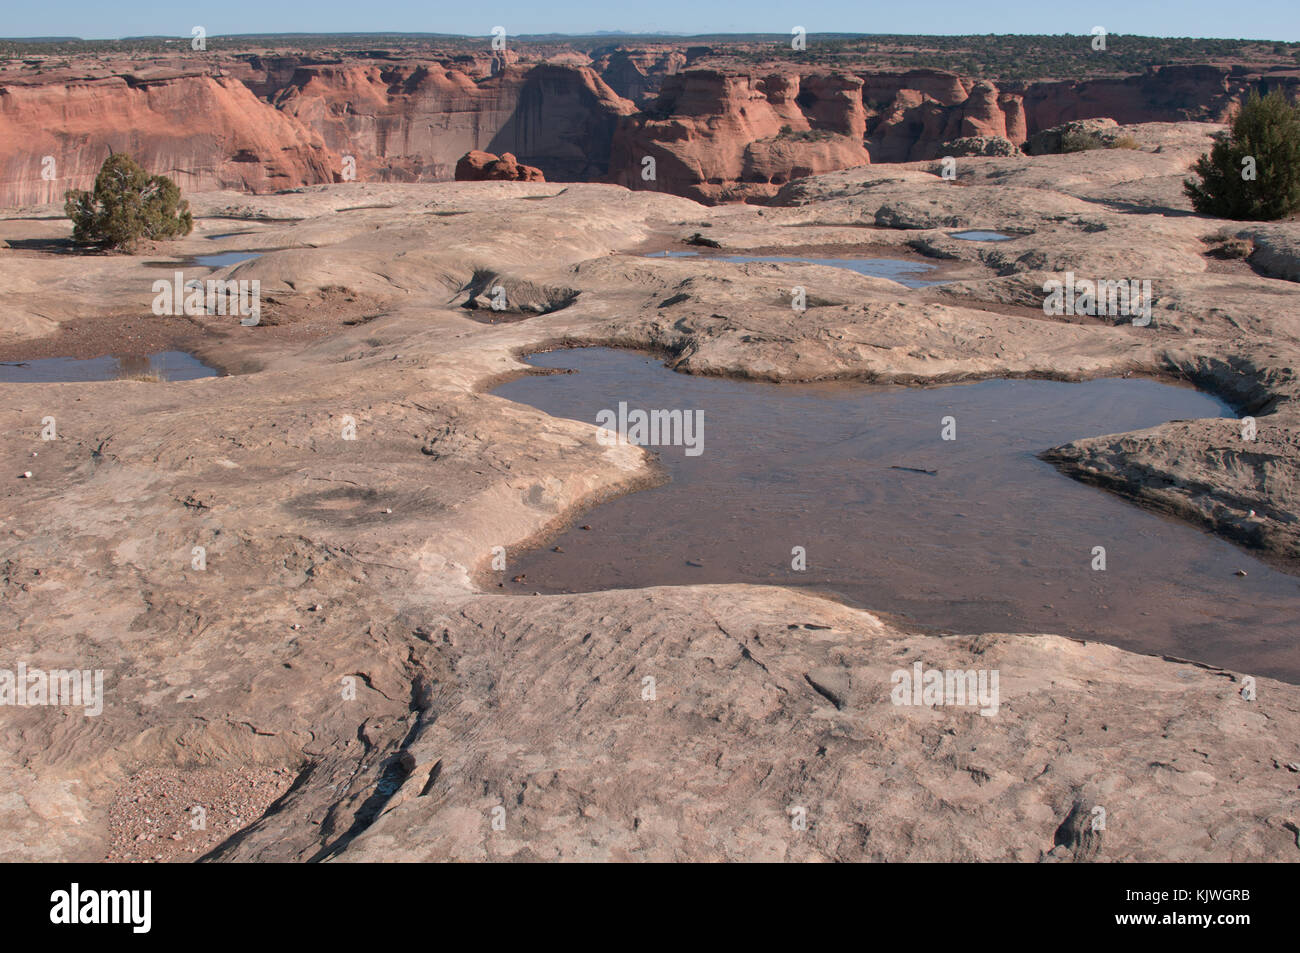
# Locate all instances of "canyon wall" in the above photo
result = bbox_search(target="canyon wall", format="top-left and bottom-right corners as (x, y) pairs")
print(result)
(608, 63), (1298, 200)
(0, 71), (338, 207)
(274, 62), (635, 183)
(607, 69), (871, 203)
(2, 51), (1297, 208)
(851, 65), (1264, 162)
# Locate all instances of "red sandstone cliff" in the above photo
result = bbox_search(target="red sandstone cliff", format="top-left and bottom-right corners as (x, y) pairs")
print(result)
(273, 62), (635, 184)
(0, 71), (338, 207)
(860, 65), (1254, 162)
(0, 50), (1295, 209)
(608, 69), (871, 203)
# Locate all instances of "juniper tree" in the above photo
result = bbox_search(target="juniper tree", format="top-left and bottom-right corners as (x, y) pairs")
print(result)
(64, 153), (193, 250)
(1184, 89), (1300, 221)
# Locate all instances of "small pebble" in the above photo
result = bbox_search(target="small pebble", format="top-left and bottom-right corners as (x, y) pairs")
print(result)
(20, 472), (32, 479)
(382, 507), (392, 514)
(552, 546), (564, 553)
(1235, 569), (1248, 577)
(581, 525), (592, 531)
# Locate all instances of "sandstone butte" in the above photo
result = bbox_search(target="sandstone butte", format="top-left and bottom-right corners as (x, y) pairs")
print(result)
(2, 42), (1298, 206)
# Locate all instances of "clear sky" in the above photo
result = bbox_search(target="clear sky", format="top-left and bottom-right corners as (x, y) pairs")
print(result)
(3, 0), (1298, 42)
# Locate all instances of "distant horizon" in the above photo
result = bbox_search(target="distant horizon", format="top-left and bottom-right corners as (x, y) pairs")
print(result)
(2, 0), (1298, 44)
(4, 30), (1299, 44)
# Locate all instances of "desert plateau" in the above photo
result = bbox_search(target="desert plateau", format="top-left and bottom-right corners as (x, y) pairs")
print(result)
(1, 13), (1299, 882)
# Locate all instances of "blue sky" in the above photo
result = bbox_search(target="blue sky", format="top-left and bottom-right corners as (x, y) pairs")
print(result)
(3, 0), (1298, 42)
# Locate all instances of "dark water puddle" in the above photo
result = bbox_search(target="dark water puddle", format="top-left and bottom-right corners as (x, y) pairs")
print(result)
(0, 351), (219, 383)
(951, 230), (1013, 242)
(493, 347), (1300, 683)
(646, 250), (946, 289)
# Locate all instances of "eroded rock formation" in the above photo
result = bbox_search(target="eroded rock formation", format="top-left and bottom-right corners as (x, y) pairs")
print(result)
(607, 69), (872, 203)
(0, 70), (338, 206)
(275, 62), (631, 183)
(0, 45), (1296, 208)
(454, 150), (545, 182)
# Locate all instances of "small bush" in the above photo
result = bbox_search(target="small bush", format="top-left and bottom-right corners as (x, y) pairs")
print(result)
(1184, 89), (1300, 221)
(1059, 130), (1105, 152)
(64, 153), (193, 250)
(775, 124), (836, 142)
(1203, 234), (1255, 259)
(1110, 135), (1140, 150)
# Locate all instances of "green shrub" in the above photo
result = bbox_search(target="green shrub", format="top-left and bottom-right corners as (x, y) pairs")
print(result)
(1184, 89), (1300, 221)
(64, 153), (193, 250)
(1059, 130), (1105, 152)
(775, 124), (836, 142)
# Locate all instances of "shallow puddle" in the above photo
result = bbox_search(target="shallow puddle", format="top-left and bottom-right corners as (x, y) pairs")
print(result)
(646, 250), (946, 288)
(144, 250), (264, 271)
(951, 230), (1014, 241)
(0, 351), (219, 383)
(494, 347), (1300, 682)
(194, 251), (263, 268)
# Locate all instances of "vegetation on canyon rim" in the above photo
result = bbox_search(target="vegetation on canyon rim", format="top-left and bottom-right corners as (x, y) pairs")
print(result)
(1185, 89), (1300, 221)
(1059, 130), (1139, 153)
(5, 34), (1299, 80)
(63, 153), (193, 250)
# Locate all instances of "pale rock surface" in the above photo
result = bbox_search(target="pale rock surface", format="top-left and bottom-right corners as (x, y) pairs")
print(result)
(2, 129), (1299, 861)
